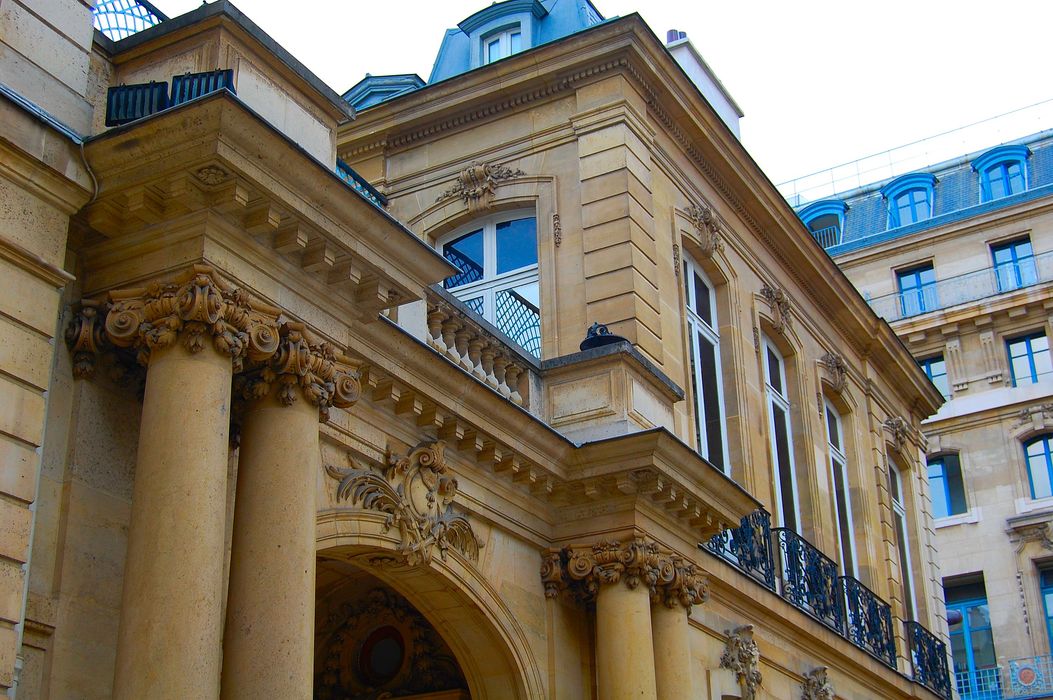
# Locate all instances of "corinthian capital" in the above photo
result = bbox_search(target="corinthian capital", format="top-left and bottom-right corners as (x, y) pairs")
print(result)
(541, 538), (709, 611)
(100, 265), (280, 370)
(237, 321), (361, 421)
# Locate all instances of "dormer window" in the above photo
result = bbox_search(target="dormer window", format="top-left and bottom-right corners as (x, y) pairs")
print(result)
(880, 173), (936, 229)
(972, 145), (1030, 202)
(483, 26), (522, 63)
(797, 199), (846, 248)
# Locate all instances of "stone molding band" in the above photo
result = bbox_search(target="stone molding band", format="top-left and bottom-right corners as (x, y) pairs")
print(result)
(541, 537), (709, 611)
(65, 265), (360, 419)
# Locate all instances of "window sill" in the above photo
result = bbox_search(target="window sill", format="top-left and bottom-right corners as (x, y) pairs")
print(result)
(933, 508), (981, 529)
(1016, 496), (1053, 516)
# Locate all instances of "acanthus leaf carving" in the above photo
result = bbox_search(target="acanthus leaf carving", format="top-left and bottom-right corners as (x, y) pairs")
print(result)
(760, 282), (792, 335)
(1007, 521), (1053, 553)
(325, 440), (482, 566)
(801, 666), (834, 700)
(818, 351), (849, 393)
(720, 624), (762, 700)
(436, 162), (525, 212)
(64, 300), (109, 379)
(882, 415), (911, 451)
(684, 202), (725, 258)
(552, 212), (562, 247)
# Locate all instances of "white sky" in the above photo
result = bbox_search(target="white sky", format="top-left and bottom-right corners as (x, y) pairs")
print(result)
(158, 0), (1053, 185)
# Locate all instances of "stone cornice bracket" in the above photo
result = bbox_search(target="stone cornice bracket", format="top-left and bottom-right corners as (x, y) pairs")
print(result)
(435, 162), (525, 212)
(236, 321), (361, 421)
(65, 300), (110, 379)
(100, 265), (281, 371)
(683, 202), (725, 258)
(324, 440), (482, 566)
(818, 351), (849, 393)
(720, 624), (762, 700)
(1007, 521), (1053, 553)
(759, 282), (792, 335)
(882, 415), (911, 451)
(541, 539), (709, 611)
(801, 666), (834, 700)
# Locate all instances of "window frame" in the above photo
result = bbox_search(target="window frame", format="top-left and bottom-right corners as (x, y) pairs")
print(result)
(824, 400), (857, 577)
(927, 453), (968, 519)
(763, 337), (800, 531)
(991, 236), (1037, 293)
(482, 24), (523, 64)
(896, 262), (938, 317)
(683, 256), (730, 473)
(880, 172), (936, 230)
(945, 585), (998, 696)
(1025, 434), (1053, 501)
(889, 461), (918, 621)
(1006, 331), (1052, 387)
(918, 354), (950, 399)
(437, 209), (541, 357)
(972, 144), (1030, 203)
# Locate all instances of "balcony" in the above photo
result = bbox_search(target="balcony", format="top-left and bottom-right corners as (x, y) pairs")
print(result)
(866, 251), (1053, 323)
(956, 667), (1003, 700)
(703, 511), (951, 697)
(810, 224), (841, 249)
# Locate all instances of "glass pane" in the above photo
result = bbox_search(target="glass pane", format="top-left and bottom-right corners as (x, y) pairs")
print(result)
(1012, 354), (1033, 385)
(698, 332), (723, 471)
(971, 628), (997, 668)
(947, 456), (968, 515)
(692, 272), (712, 325)
(968, 603), (991, 629)
(773, 406), (796, 531)
(495, 217), (537, 274)
(832, 458), (853, 573)
(826, 407), (840, 451)
(766, 347), (782, 394)
(895, 513), (914, 620)
(463, 296), (484, 315)
(510, 31), (521, 53)
(443, 229), (484, 289)
(1029, 448), (1053, 499)
(494, 282), (540, 358)
(486, 38), (501, 62)
(1034, 345), (1053, 381)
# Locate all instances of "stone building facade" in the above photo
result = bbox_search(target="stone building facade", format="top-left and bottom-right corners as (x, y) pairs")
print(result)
(802, 129), (1053, 699)
(1, 0), (951, 698)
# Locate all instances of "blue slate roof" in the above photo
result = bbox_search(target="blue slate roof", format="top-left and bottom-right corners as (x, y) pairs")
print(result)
(343, 74), (426, 112)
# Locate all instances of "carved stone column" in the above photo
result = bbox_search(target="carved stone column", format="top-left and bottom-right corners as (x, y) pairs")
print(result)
(651, 556), (709, 699)
(222, 322), (360, 699)
(96, 267), (280, 700)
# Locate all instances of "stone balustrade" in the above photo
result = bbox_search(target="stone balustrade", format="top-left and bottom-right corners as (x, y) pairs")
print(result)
(423, 286), (540, 414)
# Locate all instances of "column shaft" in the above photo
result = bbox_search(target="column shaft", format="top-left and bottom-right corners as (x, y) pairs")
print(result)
(221, 390), (319, 699)
(113, 342), (232, 699)
(596, 583), (657, 700)
(651, 603), (695, 698)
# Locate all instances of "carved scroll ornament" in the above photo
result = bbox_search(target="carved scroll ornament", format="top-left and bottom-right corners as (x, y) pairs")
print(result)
(684, 202), (725, 258)
(801, 666), (834, 700)
(720, 624), (762, 700)
(883, 416), (910, 450)
(325, 440), (482, 566)
(436, 161), (525, 212)
(818, 351), (849, 393)
(760, 282), (792, 335)
(541, 538), (709, 611)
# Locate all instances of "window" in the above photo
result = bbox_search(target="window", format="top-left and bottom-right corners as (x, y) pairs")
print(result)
(797, 199), (846, 249)
(483, 26), (522, 64)
(881, 173), (936, 229)
(684, 258), (728, 472)
(825, 402), (856, 576)
(1041, 569), (1053, 650)
(918, 355), (950, 399)
(1007, 331), (1052, 387)
(946, 579), (1000, 700)
(992, 237), (1037, 292)
(888, 462), (917, 621)
(973, 145), (1030, 202)
(440, 211), (540, 358)
(764, 339), (799, 531)
(896, 263), (937, 317)
(927, 454), (967, 519)
(1025, 435), (1053, 500)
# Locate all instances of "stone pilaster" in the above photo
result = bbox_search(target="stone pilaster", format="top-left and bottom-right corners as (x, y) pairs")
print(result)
(222, 322), (360, 699)
(651, 556), (708, 699)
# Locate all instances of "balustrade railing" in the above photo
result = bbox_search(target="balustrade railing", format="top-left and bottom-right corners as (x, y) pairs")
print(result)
(1007, 655), (1053, 698)
(809, 225), (841, 249)
(424, 286), (539, 414)
(907, 620), (953, 699)
(702, 510), (776, 590)
(841, 575), (897, 668)
(866, 251), (1053, 322)
(336, 160), (388, 209)
(774, 528), (846, 634)
(956, 667), (1004, 700)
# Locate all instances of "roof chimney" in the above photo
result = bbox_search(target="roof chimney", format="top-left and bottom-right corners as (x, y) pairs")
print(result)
(666, 29), (687, 43)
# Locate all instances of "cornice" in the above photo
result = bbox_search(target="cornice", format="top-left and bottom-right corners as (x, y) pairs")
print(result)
(0, 232), (74, 288)
(0, 128), (91, 216)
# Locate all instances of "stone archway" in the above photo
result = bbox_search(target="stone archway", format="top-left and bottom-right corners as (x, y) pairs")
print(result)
(316, 520), (544, 700)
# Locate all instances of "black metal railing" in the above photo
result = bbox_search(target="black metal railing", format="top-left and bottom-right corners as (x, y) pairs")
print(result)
(702, 510), (776, 590)
(336, 160), (388, 209)
(171, 69), (235, 105)
(105, 81), (170, 126)
(907, 621), (953, 699)
(842, 575), (897, 668)
(774, 528), (845, 634)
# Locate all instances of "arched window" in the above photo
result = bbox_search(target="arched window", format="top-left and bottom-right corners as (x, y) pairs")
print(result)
(764, 338), (799, 531)
(1025, 435), (1053, 500)
(880, 173), (936, 229)
(824, 401), (856, 576)
(927, 453), (967, 518)
(683, 257), (728, 472)
(797, 199), (846, 248)
(888, 461), (917, 620)
(972, 144), (1030, 202)
(439, 210), (540, 358)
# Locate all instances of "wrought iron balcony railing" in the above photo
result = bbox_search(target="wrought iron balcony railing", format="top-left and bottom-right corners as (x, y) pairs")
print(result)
(907, 620), (953, 699)
(809, 225), (841, 249)
(702, 509), (776, 590)
(866, 251), (1053, 322)
(336, 160), (388, 209)
(774, 528), (846, 634)
(956, 666), (1004, 700)
(841, 575), (898, 668)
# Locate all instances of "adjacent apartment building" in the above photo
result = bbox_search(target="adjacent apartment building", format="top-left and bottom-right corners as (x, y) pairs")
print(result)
(799, 127), (1053, 700)
(0, 0), (953, 697)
